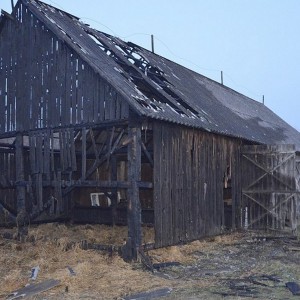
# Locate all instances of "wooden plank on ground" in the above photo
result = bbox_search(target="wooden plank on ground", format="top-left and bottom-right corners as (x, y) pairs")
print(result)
(7, 279), (60, 300)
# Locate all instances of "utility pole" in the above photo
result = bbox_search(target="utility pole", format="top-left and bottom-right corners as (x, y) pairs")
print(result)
(151, 34), (154, 53)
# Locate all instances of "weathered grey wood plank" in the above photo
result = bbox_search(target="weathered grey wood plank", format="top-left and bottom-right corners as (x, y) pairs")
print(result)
(7, 279), (60, 300)
(126, 125), (142, 260)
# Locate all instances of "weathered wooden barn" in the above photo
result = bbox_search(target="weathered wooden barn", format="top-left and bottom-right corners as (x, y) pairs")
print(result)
(0, 0), (300, 258)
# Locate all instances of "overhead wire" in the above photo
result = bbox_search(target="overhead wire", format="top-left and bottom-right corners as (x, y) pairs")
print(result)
(46, 0), (263, 102)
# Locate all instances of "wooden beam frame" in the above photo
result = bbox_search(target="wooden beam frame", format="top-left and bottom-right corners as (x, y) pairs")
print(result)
(9, 180), (152, 189)
(245, 193), (296, 228)
(243, 153), (295, 191)
(62, 127), (125, 197)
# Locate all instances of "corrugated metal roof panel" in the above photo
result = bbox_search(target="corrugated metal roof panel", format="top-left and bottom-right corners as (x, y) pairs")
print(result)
(16, 0), (300, 150)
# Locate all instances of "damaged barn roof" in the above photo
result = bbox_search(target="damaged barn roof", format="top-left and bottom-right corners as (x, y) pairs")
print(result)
(3, 0), (300, 149)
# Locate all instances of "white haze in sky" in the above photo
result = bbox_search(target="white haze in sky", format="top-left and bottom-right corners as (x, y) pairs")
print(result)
(1, 0), (300, 131)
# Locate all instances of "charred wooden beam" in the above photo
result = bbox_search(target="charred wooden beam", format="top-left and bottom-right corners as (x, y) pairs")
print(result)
(81, 127), (87, 178)
(85, 128), (124, 180)
(1, 10), (15, 21)
(10, 179), (152, 189)
(126, 125), (142, 261)
(15, 133), (25, 212)
(62, 130), (125, 197)
(111, 155), (118, 226)
(0, 143), (15, 149)
(141, 141), (153, 167)
(66, 180), (152, 189)
(89, 128), (99, 158)
(106, 127), (115, 167)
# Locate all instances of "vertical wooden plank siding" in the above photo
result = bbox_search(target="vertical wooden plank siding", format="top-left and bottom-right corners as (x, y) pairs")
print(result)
(0, 4), (130, 134)
(153, 122), (241, 248)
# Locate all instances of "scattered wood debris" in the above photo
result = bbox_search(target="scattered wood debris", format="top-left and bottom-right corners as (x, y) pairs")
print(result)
(1, 226), (299, 299)
(153, 262), (181, 270)
(249, 274), (281, 287)
(29, 266), (40, 280)
(286, 282), (300, 296)
(122, 287), (172, 300)
(66, 266), (76, 276)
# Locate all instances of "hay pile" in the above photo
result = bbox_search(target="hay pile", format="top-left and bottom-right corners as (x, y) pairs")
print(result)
(149, 232), (243, 265)
(0, 223), (159, 299)
(28, 223), (155, 246)
(0, 224), (244, 299)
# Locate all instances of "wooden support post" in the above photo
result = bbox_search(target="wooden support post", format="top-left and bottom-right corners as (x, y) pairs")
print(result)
(15, 133), (25, 212)
(15, 133), (28, 240)
(111, 155), (118, 226)
(81, 127), (86, 179)
(125, 125), (142, 261)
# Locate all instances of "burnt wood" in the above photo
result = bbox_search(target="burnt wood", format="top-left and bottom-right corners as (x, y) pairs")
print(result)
(15, 133), (25, 212)
(126, 125), (142, 260)
(0, 0), (299, 256)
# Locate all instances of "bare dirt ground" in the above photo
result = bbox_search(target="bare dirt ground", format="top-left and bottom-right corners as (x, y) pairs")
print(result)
(0, 223), (299, 299)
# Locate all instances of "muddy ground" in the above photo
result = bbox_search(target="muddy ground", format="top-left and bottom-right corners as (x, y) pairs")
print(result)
(0, 224), (299, 299)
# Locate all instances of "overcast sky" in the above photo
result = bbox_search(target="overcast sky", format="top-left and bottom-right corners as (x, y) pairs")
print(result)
(2, 0), (300, 131)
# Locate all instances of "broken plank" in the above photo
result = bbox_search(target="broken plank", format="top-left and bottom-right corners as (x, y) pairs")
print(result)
(7, 279), (60, 300)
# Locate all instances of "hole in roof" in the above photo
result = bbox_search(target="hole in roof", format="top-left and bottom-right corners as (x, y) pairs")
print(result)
(87, 33), (102, 46)
(131, 52), (143, 61)
(115, 45), (126, 56)
(128, 58), (135, 65)
(82, 29), (199, 118)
